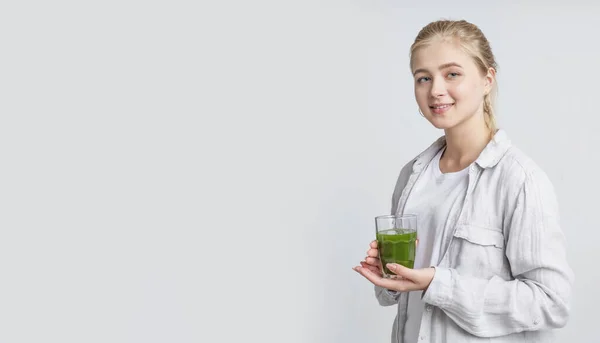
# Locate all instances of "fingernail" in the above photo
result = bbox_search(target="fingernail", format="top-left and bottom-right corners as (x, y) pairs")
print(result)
(387, 263), (396, 270)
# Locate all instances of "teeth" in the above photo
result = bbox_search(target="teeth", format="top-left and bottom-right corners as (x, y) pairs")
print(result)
(433, 104), (451, 109)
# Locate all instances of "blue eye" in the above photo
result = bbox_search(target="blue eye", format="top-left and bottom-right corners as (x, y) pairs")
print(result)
(447, 72), (460, 78)
(417, 77), (431, 83)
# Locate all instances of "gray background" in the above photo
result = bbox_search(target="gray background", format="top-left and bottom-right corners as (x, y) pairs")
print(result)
(1, 1), (596, 342)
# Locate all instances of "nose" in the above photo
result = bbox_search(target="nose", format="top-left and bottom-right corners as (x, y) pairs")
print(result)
(430, 78), (447, 97)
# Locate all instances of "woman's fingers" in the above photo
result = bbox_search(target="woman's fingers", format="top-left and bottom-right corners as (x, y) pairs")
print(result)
(366, 248), (379, 258)
(360, 261), (382, 276)
(365, 256), (381, 267)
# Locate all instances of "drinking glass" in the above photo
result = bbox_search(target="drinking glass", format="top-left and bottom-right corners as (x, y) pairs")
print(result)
(375, 214), (417, 278)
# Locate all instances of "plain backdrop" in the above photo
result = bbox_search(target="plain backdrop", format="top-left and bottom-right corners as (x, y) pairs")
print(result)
(1, 1), (597, 342)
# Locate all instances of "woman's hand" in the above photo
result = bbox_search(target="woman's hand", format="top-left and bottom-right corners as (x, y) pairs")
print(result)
(358, 240), (384, 277)
(354, 242), (436, 292)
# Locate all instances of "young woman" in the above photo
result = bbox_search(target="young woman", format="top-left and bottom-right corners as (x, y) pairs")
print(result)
(353, 20), (573, 343)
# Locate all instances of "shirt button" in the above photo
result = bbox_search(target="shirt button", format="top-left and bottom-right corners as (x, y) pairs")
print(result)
(533, 319), (539, 325)
(420, 336), (425, 340)
(426, 305), (432, 312)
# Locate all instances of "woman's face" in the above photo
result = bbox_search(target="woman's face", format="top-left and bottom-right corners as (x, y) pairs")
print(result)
(411, 40), (494, 131)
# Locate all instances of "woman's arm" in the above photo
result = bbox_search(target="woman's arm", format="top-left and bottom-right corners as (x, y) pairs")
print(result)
(422, 169), (573, 337)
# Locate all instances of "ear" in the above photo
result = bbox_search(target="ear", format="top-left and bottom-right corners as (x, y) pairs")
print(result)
(484, 67), (496, 95)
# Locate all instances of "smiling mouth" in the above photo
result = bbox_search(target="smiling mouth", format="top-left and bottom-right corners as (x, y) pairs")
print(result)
(428, 103), (454, 115)
(429, 103), (454, 109)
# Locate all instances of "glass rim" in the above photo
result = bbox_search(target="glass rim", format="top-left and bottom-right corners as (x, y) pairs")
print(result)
(375, 214), (417, 220)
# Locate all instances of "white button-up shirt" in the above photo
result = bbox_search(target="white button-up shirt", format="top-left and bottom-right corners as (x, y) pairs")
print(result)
(375, 130), (573, 343)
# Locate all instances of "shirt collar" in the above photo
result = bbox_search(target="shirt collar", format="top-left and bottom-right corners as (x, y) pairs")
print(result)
(412, 129), (512, 172)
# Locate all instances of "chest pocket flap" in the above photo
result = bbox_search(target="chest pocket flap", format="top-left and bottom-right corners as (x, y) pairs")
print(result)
(453, 224), (505, 249)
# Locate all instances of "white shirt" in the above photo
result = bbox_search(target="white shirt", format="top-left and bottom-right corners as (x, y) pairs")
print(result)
(402, 148), (469, 343)
(374, 129), (573, 343)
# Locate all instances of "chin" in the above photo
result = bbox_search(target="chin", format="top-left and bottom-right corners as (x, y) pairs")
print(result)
(427, 116), (458, 130)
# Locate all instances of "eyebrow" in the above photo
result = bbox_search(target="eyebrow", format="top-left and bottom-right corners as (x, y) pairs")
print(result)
(412, 62), (463, 76)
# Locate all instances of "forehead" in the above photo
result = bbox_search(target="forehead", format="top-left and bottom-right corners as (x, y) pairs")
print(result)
(411, 40), (475, 72)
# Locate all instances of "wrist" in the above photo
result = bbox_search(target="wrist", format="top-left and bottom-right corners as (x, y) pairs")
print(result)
(423, 266), (436, 292)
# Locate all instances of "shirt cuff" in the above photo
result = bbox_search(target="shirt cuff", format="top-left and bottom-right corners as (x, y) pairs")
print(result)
(422, 267), (453, 308)
(386, 289), (400, 296)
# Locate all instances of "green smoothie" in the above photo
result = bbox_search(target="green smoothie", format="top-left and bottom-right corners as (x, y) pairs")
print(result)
(376, 228), (417, 275)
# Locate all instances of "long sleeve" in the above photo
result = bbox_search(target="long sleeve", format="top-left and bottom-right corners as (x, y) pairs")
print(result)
(422, 170), (573, 337)
(374, 286), (401, 306)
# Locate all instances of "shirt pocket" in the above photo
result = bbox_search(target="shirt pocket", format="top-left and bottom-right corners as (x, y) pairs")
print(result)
(453, 224), (504, 249)
(449, 224), (508, 278)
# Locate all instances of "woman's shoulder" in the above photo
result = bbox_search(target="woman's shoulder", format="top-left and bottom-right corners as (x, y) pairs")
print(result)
(495, 144), (555, 192)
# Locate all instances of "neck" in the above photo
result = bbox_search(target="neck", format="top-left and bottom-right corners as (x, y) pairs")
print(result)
(441, 113), (492, 168)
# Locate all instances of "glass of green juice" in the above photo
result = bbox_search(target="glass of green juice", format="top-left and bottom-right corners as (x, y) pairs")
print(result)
(375, 214), (417, 278)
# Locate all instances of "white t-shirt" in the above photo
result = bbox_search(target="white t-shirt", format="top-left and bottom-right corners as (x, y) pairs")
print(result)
(402, 148), (470, 342)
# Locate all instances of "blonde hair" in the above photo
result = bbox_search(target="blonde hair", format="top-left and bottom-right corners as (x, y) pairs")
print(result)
(410, 20), (498, 134)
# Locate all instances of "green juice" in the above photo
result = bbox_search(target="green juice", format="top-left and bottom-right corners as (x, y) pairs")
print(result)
(376, 229), (417, 275)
